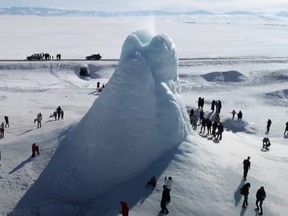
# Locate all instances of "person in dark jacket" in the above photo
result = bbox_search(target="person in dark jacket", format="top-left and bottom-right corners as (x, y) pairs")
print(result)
(211, 100), (215, 112)
(189, 108), (194, 118)
(212, 121), (218, 137)
(232, 110), (236, 119)
(266, 119), (272, 132)
(56, 106), (62, 120)
(32, 143), (40, 158)
(262, 137), (271, 150)
(241, 182), (250, 208)
(120, 201), (129, 216)
(4, 116), (9, 127)
(200, 118), (207, 134)
(284, 122), (288, 136)
(255, 186), (266, 215)
(243, 156), (251, 181)
(199, 109), (204, 124)
(206, 119), (212, 135)
(237, 111), (243, 120)
(198, 97), (201, 109)
(215, 122), (224, 140)
(217, 100), (222, 113)
(200, 97), (204, 109)
(160, 185), (170, 215)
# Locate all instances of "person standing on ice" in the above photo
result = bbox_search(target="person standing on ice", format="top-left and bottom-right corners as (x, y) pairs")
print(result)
(4, 116), (9, 127)
(255, 186), (266, 215)
(284, 122), (288, 135)
(200, 97), (204, 109)
(212, 121), (218, 137)
(120, 201), (129, 216)
(240, 182), (250, 209)
(266, 119), (272, 133)
(237, 111), (243, 120)
(206, 118), (212, 135)
(160, 185), (170, 215)
(0, 122), (4, 138)
(96, 81), (100, 91)
(217, 100), (222, 113)
(198, 97), (201, 109)
(243, 156), (251, 181)
(36, 113), (42, 128)
(190, 114), (197, 130)
(200, 117), (207, 134)
(189, 108), (194, 118)
(164, 176), (173, 203)
(232, 110), (236, 119)
(211, 100), (215, 112)
(215, 122), (224, 140)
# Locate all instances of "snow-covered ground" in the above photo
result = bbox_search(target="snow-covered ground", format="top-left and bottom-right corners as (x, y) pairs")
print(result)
(0, 15), (288, 216)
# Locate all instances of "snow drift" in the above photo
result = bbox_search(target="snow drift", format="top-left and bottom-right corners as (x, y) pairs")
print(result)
(33, 31), (191, 201)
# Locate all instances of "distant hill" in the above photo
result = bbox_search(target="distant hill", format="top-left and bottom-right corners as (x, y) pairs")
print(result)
(0, 7), (214, 17)
(0, 7), (288, 18)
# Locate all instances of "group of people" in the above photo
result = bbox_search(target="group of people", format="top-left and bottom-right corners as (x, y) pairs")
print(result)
(56, 54), (62, 60)
(231, 110), (243, 120)
(189, 107), (224, 141)
(50, 106), (64, 121)
(211, 99), (222, 114)
(119, 176), (174, 215)
(241, 156), (266, 215)
(145, 176), (173, 215)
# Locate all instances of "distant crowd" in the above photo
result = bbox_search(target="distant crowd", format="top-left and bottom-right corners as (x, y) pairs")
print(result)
(1, 106), (65, 158)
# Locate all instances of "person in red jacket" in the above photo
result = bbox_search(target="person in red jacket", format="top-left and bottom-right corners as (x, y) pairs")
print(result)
(120, 201), (129, 216)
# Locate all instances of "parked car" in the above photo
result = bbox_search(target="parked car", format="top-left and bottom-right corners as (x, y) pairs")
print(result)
(27, 53), (43, 61)
(86, 53), (102, 60)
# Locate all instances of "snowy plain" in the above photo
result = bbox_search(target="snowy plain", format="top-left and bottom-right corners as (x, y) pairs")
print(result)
(0, 14), (288, 216)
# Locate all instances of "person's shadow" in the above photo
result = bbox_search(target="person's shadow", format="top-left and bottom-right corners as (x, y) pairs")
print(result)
(9, 157), (35, 174)
(240, 206), (246, 216)
(234, 179), (245, 206)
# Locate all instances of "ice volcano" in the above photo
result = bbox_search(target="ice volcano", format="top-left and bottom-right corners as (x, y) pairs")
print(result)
(36, 31), (191, 201)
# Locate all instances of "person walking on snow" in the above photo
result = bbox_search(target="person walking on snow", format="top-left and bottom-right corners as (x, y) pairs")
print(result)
(120, 201), (129, 216)
(160, 185), (170, 215)
(240, 182), (250, 208)
(243, 156), (251, 181)
(266, 119), (272, 132)
(32, 143), (40, 158)
(255, 186), (266, 215)
(4, 116), (9, 127)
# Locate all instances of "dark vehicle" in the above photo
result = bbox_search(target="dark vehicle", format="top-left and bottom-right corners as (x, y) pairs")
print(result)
(86, 53), (102, 60)
(27, 53), (43, 61)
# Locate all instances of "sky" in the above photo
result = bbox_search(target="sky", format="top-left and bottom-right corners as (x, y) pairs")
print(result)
(0, 15), (288, 216)
(1, 0), (288, 12)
